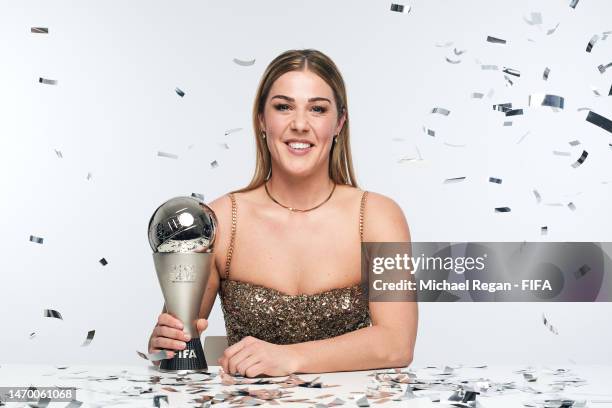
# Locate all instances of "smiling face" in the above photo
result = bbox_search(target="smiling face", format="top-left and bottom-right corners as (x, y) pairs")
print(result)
(259, 69), (346, 179)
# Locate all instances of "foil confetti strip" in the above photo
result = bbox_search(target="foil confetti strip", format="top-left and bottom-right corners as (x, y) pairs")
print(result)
(591, 86), (602, 97)
(31, 27), (49, 33)
(86, 172), (92, 180)
(175, 87), (185, 97)
(553, 151), (571, 156)
(585, 110), (612, 133)
(597, 62), (612, 73)
(481, 64), (499, 70)
(547, 23), (560, 35)
(523, 12), (543, 25)
(445, 57), (461, 64)
(505, 109), (523, 117)
(81, 330), (95, 347)
(489, 177), (502, 184)
(99, 258), (107, 266)
(586, 35), (599, 52)
(529, 93), (565, 109)
(422, 126), (435, 136)
(487, 35), (507, 44)
(453, 48), (466, 55)
(575, 264), (591, 279)
(191, 192), (205, 201)
(431, 107), (451, 116)
(435, 41), (453, 47)
(503, 121), (513, 126)
(39, 77), (57, 85)
(443, 142), (466, 147)
(533, 190), (542, 203)
(609, 83), (612, 96)
(153, 395), (169, 407)
(571, 150), (588, 168)
(543, 67), (550, 80)
(504, 75), (514, 87)
(224, 127), (243, 136)
(44, 309), (63, 320)
(29, 331), (36, 339)
(356, 395), (370, 407)
(54, 149), (63, 158)
(495, 207), (511, 213)
(471, 92), (484, 99)
(517, 131), (530, 144)
(567, 202), (576, 211)
(503, 67), (521, 77)
(390, 4), (410, 13)
(543, 314), (559, 335)
(541, 226), (548, 236)
(443, 177), (466, 184)
(233, 58), (256, 66)
(569, 140), (581, 146)
(569, 0), (579, 8)
(210, 160), (219, 168)
(493, 103), (512, 112)
(136, 349), (172, 362)
(30, 235), (44, 244)
(157, 151), (178, 159)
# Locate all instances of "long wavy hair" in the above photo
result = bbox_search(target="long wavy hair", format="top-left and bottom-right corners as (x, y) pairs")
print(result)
(233, 49), (358, 193)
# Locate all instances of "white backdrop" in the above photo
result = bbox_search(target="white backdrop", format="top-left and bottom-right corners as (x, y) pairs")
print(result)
(1, 0), (611, 367)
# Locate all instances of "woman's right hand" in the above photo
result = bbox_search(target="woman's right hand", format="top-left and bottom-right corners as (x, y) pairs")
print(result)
(148, 313), (209, 366)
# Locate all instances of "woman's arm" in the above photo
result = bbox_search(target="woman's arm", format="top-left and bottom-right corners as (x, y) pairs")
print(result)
(288, 192), (418, 372)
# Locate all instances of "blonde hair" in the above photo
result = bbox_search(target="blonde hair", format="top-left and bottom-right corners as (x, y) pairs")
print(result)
(233, 49), (358, 193)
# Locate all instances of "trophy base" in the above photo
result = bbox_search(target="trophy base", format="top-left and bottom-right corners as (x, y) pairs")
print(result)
(158, 337), (208, 373)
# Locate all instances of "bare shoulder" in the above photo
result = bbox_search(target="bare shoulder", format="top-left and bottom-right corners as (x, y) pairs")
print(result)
(206, 193), (233, 222)
(362, 191), (411, 242)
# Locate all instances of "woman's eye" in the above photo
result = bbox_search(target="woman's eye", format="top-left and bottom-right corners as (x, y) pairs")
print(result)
(273, 103), (290, 111)
(312, 106), (328, 113)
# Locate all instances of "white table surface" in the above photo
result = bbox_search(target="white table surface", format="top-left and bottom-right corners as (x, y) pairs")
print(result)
(1, 363), (611, 407)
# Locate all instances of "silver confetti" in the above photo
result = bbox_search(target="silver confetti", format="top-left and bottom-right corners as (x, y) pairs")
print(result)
(81, 330), (95, 347)
(546, 23), (561, 36)
(435, 41), (453, 48)
(597, 62), (612, 74)
(431, 107), (450, 116)
(157, 151), (178, 159)
(533, 190), (542, 203)
(541, 226), (548, 236)
(553, 151), (571, 156)
(39, 77), (57, 85)
(517, 131), (530, 144)
(503, 67), (521, 77)
(175, 87), (185, 97)
(224, 127), (243, 136)
(481, 64), (499, 70)
(523, 12), (543, 26)
(529, 93), (565, 109)
(571, 150), (588, 168)
(29, 332), (36, 339)
(453, 48), (466, 55)
(446, 57), (461, 64)
(471, 92), (484, 99)
(444, 176), (466, 184)
(44, 309), (63, 320)
(585, 110), (612, 134)
(136, 350), (171, 362)
(495, 207), (511, 212)
(443, 142), (467, 147)
(489, 177), (502, 184)
(493, 103), (512, 112)
(54, 149), (63, 158)
(86, 172), (92, 180)
(210, 160), (219, 168)
(31, 27), (49, 34)
(569, 0), (579, 9)
(390, 3), (411, 13)
(99, 258), (108, 266)
(543, 313), (559, 334)
(30, 235), (44, 244)
(591, 86), (602, 97)
(504, 75), (514, 87)
(233, 58), (256, 66)
(568, 202), (576, 211)
(506, 109), (523, 117)
(191, 192), (205, 201)
(503, 121), (513, 126)
(422, 126), (435, 137)
(569, 140), (580, 146)
(355, 395), (370, 407)
(487, 35), (507, 44)
(543, 67), (550, 80)
(586, 35), (600, 52)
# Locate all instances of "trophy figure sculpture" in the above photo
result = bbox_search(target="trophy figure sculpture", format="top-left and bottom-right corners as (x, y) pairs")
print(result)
(148, 196), (217, 373)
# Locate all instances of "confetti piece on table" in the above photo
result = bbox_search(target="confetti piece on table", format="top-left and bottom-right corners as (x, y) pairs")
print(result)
(487, 35), (507, 44)
(99, 258), (108, 266)
(356, 395), (370, 407)
(585, 111), (612, 134)
(44, 309), (63, 320)
(81, 330), (95, 347)
(489, 177), (502, 184)
(233, 58), (255, 66)
(543, 314), (559, 334)
(39, 77), (57, 85)
(31, 27), (48, 33)
(30, 235), (44, 244)
(136, 350), (172, 362)
(175, 87), (185, 97)
(153, 395), (169, 407)
(495, 207), (511, 213)
(157, 151), (178, 159)
(571, 150), (588, 168)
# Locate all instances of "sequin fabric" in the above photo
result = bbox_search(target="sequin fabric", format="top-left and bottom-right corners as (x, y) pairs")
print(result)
(219, 279), (371, 346)
(218, 190), (372, 346)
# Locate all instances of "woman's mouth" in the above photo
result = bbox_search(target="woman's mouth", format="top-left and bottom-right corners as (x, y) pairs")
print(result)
(285, 141), (314, 155)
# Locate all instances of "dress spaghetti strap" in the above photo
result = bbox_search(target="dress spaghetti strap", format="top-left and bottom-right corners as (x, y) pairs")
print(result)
(359, 190), (368, 242)
(224, 193), (237, 280)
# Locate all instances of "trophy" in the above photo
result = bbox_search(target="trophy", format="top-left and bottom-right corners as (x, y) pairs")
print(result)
(148, 196), (218, 373)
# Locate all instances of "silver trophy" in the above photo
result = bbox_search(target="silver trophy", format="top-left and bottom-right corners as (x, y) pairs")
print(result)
(148, 196), (217, 373)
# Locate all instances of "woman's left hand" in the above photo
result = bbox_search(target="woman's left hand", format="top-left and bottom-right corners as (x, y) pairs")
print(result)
(218, 336), (302, 377)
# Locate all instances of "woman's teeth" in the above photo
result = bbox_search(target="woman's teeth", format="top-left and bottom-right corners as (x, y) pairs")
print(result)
(288, 142), (312, 150)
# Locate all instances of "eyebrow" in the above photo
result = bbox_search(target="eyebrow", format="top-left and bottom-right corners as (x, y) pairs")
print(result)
(270, 95), (332, 104)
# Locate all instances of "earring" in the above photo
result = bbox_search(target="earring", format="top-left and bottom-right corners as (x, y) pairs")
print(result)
(261, 131), (266, 139)
(333, 135), (338, 143)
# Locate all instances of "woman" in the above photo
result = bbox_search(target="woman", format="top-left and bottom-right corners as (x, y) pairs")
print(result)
(148, 49), (417, 377)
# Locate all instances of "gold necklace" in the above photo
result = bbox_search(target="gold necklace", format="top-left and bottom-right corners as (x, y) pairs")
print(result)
(264, 181), (336, 212)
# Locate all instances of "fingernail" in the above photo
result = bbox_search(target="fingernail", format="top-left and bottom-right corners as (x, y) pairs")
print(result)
(180, 342), (186, 348)
(184, 334), (191, 341)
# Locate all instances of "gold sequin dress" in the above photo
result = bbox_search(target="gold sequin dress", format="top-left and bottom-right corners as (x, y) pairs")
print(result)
(218, 190), (372, 346)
